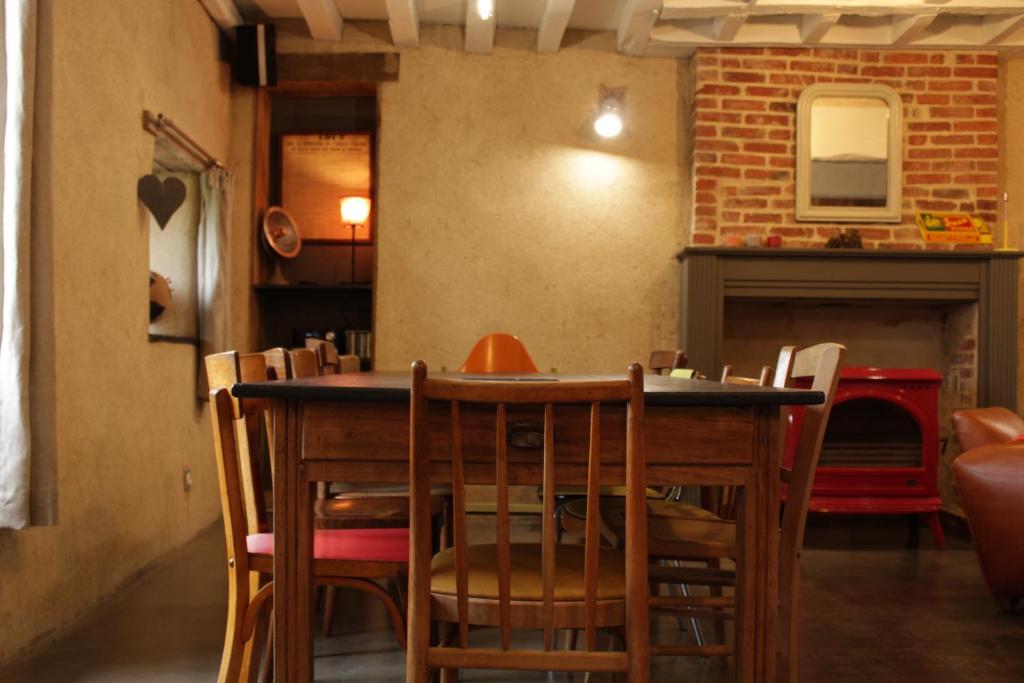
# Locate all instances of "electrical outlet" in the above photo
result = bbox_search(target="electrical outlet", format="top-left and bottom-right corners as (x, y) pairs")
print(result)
(183, 466), (193, 493)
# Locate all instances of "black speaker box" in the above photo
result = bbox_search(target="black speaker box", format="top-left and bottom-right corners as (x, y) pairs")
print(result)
(233, 24), (277, 87)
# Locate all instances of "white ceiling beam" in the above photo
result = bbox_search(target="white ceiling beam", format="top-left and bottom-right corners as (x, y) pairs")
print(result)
(295, 0), (344, 41)
(713, 13), (749, 40)
(981, 13), (1024, 44)
(890, 11), (938, 44)
(618, 0), (663, 55)
(661, 1), (1024, 20)
(198, 0), (242, 33)
(800, 12), (841, 43)
(537, 0), (576, 53)
(385, 0), (420, 47)
(465, 0), (497, 54)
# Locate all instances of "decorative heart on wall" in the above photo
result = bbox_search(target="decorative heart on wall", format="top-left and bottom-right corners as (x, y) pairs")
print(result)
(138, 174), (186, 229)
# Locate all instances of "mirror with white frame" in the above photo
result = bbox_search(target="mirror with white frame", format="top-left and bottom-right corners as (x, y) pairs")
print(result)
(796, 83), (903, 223)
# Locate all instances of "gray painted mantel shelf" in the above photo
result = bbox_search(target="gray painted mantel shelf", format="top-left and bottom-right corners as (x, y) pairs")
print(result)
(676, 247), (1021, 408)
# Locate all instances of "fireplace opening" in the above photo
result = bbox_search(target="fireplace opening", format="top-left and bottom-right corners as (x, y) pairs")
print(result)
(820, 398), (922, 469)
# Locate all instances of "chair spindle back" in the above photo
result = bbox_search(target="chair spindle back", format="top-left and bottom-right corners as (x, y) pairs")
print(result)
(409, 362), (648, 667)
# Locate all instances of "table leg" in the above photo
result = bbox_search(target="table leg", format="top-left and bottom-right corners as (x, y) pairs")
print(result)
(274, 400), (315, 683)
(735, 407), (780, 683)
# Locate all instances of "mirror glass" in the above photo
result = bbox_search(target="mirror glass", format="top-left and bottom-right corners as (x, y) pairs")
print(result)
(809, 97), (889, 208)
(796, 84), (902, 223)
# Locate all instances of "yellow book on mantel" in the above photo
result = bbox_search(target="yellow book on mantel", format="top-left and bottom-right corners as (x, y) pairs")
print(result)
(916, 212), (993, 244)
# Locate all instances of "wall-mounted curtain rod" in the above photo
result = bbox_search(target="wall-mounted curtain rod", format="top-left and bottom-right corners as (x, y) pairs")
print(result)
(142, 110), (223, 170)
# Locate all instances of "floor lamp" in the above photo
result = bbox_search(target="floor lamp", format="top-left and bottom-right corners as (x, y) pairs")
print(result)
(340, 196), (371, 283)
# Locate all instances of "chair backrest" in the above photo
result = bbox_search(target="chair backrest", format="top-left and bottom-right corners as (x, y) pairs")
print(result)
(649, 350), (687, 375)
(720, 364), (772, 386)
(457, 332), (539, 374)
(205, 351), (271, 543)
(338, 354), (361, 373)
(263, 347), (291, 381)
(952, 407), (1024, 452)
(289, 348), (320, 379)
(776, 343), (844, 648)
(306, 338), (341, 374)
(408, 361), (647, 665)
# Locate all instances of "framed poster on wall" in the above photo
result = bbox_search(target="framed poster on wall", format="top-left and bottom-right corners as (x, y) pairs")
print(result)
(280, 132), (373, 242)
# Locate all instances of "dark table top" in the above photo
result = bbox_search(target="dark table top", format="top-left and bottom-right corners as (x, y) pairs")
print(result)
(232, 372), (824, 408)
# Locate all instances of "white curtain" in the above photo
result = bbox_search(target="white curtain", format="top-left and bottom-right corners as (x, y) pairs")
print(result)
(0, 0), (38, 529)
(196, 168), (232, 397)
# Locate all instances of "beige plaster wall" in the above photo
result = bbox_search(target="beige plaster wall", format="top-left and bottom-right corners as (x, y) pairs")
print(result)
(372, 29), (687, 372)
(0, 0), (234, 665)
(274, 23), (688, 372)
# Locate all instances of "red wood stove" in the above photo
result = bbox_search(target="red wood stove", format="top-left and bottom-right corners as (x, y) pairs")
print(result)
(785, 367), (945, 549)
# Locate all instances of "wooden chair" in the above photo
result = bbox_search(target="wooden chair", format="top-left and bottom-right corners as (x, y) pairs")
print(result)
(566, 344), (841, 680)
(305, 338), (339, 374)
(458, 332), (539, 374)
(205, 353), (409, 683)
(283, 347), (450, 637)
(406, 362), (650, 681)
(648, 350), (687, 375)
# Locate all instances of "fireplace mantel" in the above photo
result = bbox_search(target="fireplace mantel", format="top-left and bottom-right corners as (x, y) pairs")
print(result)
(676, 247), (1021, 408)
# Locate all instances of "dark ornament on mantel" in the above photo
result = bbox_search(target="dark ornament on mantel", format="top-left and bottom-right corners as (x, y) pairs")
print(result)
(138, 174), (187, 229)
(825, 228), (864, 249)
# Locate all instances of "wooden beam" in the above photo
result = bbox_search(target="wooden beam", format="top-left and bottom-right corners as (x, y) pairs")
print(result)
(713, 13), (748, 41)
(296, 0), (344, 42)
(799, 12), (841, 43)
(465, 0), (497, 54)
(890, 11), (938, 45)
(981, 13), (1024, 45)
(385, 0), (420, 47)
(537, 0), (576, 53)
(198, 0), (241, 33)
(618, 0), (662, 56)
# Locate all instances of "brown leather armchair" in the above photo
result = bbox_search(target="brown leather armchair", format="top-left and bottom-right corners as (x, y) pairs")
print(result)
(951, 407), (1024, 451)
(952, 441), (1024, 610)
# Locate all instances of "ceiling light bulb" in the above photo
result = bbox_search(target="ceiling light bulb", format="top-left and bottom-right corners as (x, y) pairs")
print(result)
(594, 111), (623, 138)
(476, 0), (494, 21)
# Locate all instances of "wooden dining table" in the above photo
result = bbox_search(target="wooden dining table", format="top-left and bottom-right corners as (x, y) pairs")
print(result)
(232, 370), (823, 683)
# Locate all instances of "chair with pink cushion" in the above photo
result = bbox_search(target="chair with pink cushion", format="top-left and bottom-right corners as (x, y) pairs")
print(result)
(205, 353), (408, 683)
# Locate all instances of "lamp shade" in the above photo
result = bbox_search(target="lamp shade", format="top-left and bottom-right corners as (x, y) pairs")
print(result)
(340, 196), (371, 225)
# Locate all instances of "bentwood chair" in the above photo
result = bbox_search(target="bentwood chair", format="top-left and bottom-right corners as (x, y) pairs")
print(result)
(205, 353), (409, 683)
(566, 344), (841, 680)
(282, 349), (448, 637)
(406, 362), (650, 682)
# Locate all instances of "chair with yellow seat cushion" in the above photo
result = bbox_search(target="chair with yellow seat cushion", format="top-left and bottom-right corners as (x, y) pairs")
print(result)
(407, 362), (650, 682)
(600, 343), (843, 682)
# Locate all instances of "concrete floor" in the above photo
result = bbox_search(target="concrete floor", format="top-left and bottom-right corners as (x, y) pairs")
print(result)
(2, 516), (1022, 682)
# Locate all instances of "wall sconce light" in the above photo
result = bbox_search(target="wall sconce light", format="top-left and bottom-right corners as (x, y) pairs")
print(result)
(340, 196), (371, 283)
(476, 0), (494, 21)
(594, 87), (625, 139)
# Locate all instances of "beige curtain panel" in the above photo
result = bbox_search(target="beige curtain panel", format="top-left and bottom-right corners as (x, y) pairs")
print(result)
(0, 0), (52, 529)
(195, 168), (233, 398)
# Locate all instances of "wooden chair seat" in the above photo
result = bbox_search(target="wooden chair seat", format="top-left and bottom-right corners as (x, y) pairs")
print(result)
(564, 496), (719, 523)
(431, 543), (626, 602)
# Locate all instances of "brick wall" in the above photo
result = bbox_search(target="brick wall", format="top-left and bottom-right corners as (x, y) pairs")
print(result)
(690, 48), (1000, 248)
